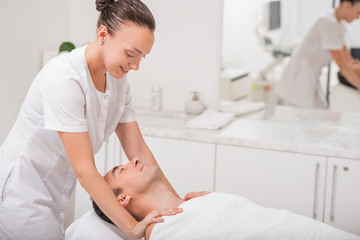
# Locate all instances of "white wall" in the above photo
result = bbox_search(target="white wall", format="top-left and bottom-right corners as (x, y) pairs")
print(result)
(128, 0), (223, 111)
(0, 0), (223, 144)
(0, 0), (71, 144)
(69, 0), (98, 47)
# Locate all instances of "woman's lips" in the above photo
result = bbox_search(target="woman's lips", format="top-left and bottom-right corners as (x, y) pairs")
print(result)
(120, 66), (129, 74)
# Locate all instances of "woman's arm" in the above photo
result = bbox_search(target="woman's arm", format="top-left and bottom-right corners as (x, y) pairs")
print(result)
(115, 122), (180, 198)
(58, 131), (168, 239)
(330, 46), (360, 89)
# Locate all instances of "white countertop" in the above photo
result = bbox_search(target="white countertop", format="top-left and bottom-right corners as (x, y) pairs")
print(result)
(135, 105), (360, 160)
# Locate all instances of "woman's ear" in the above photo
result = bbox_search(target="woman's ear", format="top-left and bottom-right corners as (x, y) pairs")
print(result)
(118, 194), (132, 208)
(97, 25), (108, 44)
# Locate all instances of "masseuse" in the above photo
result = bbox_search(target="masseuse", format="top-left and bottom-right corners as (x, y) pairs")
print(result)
(0, 0), (204, 239)
(276, 0), (360, 109)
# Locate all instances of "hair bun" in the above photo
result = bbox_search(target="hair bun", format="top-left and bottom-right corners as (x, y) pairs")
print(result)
(96, 0), (115, 12)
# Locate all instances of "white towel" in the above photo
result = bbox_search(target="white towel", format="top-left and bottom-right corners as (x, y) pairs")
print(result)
(220, 100), (265, 116)
(150, 192), (360, 240)
(65, 210), (141, 240)
(186, 110), (234, 130)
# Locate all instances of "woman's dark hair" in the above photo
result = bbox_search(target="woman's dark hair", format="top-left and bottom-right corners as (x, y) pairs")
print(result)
(95, 0), (156, 35)
(92, 187), (122, 225)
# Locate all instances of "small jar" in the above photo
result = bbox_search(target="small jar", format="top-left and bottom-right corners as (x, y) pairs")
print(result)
(185, 92), (206, 115)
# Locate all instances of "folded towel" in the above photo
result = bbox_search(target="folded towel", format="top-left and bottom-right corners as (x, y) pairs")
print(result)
(220, 100), (265, 116)
(186, 110), (234, 130)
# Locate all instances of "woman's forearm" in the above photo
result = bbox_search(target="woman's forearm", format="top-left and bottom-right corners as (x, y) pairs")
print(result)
(340, 64), (360, 90)
(76, 167), (138, 236)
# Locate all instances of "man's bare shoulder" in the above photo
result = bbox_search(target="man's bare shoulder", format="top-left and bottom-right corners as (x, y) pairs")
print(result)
(145, 223), (157, 240)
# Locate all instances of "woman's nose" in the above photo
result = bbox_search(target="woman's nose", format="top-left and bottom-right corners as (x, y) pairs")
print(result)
(129, 59), (141, 71)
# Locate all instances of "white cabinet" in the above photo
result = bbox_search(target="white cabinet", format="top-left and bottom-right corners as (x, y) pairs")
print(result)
(215, 145), (327, 220)
(324, 157), (360, 235)
(144, 136), (216, 198)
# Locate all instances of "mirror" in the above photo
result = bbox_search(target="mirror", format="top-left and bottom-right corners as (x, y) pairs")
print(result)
(220, 0), (360, 112)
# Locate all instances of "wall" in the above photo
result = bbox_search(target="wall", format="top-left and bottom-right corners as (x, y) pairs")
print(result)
(69, 0), (98, 47)
(0, 0), (223, 143)
(0, 0), (71, 144)
(128, 0), (223, 111)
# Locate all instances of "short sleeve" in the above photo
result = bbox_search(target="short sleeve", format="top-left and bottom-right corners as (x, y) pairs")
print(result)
(40, 73), (88, 132)
(319, 19), (345, 50)
(119, 81), (136, 123)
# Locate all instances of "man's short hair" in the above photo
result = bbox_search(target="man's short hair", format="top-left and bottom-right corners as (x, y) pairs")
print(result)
(92, 188), (122, 225)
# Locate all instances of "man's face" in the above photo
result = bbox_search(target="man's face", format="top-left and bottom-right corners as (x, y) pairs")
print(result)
(104, 158), (161, 195)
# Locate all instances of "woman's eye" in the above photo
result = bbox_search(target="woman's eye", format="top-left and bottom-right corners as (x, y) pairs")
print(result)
(120, 168), (125, 173)
(125, 51), (134, 57)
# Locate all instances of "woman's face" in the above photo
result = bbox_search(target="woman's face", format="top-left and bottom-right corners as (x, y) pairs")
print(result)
(101, 22), (155, 79)
(343, 2), (360, 23)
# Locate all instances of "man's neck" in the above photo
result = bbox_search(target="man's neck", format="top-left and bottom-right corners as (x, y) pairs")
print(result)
(129, 183), (184, 220)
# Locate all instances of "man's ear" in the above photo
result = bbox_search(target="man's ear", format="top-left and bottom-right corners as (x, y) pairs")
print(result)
(117, 194), (132, 208)
(343, 1), (352, 8)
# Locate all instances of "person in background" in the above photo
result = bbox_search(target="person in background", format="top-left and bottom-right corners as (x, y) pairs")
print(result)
(0, 0), (204, 239)
(276, 0), (360, 109)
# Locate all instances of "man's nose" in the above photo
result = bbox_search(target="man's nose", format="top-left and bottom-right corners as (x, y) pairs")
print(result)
(132, 158), (139, 167)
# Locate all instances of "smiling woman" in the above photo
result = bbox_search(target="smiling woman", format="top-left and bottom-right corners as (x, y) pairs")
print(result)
(0, 0), (189, 239)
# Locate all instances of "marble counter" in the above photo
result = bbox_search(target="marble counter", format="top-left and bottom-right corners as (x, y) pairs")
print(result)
(134, 106), (360, 160)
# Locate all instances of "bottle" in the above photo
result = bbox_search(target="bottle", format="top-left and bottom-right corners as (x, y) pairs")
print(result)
(150, 86), (161, 111)
(185, 92), (206, 115)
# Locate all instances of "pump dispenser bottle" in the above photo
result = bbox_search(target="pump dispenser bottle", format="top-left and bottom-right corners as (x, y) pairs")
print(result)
(185, 91), (206, 115)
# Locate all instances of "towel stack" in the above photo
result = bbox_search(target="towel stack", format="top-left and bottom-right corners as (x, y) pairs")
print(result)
(186, 110), (234, 130)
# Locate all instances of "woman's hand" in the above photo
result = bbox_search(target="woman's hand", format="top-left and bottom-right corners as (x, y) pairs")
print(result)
(131, 208), (183, 239)
(183, 191), (211, 201)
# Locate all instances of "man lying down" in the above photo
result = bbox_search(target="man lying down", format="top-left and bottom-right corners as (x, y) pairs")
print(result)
(66, 158), (359, 240)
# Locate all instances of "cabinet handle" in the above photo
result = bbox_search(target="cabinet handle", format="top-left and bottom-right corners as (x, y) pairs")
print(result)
(330, 165), (337, 222)
(313, 163), (320, 219)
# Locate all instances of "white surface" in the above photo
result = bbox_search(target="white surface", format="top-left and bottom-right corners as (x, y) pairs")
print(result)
(330, 84), (360, 113)
(144, 136), (215, 198)
(135, 106), (360, 160)
(151, 192), (359, 240)
(186, 110), (234, 130)
(66, 210), (137, 240)
(219, 100), (265, 116)
(215, 145), (326, 220)
(324, 158), (360, 235)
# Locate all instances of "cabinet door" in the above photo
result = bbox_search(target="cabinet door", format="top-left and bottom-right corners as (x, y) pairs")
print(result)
(144, 136), (216, 198)
(215, 145), (326, 220)
(324, 157), (360, 235)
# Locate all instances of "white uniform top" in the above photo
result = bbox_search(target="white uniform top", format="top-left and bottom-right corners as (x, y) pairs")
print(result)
(0, 45), (136, 240)
(276, 9), (346, 108)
